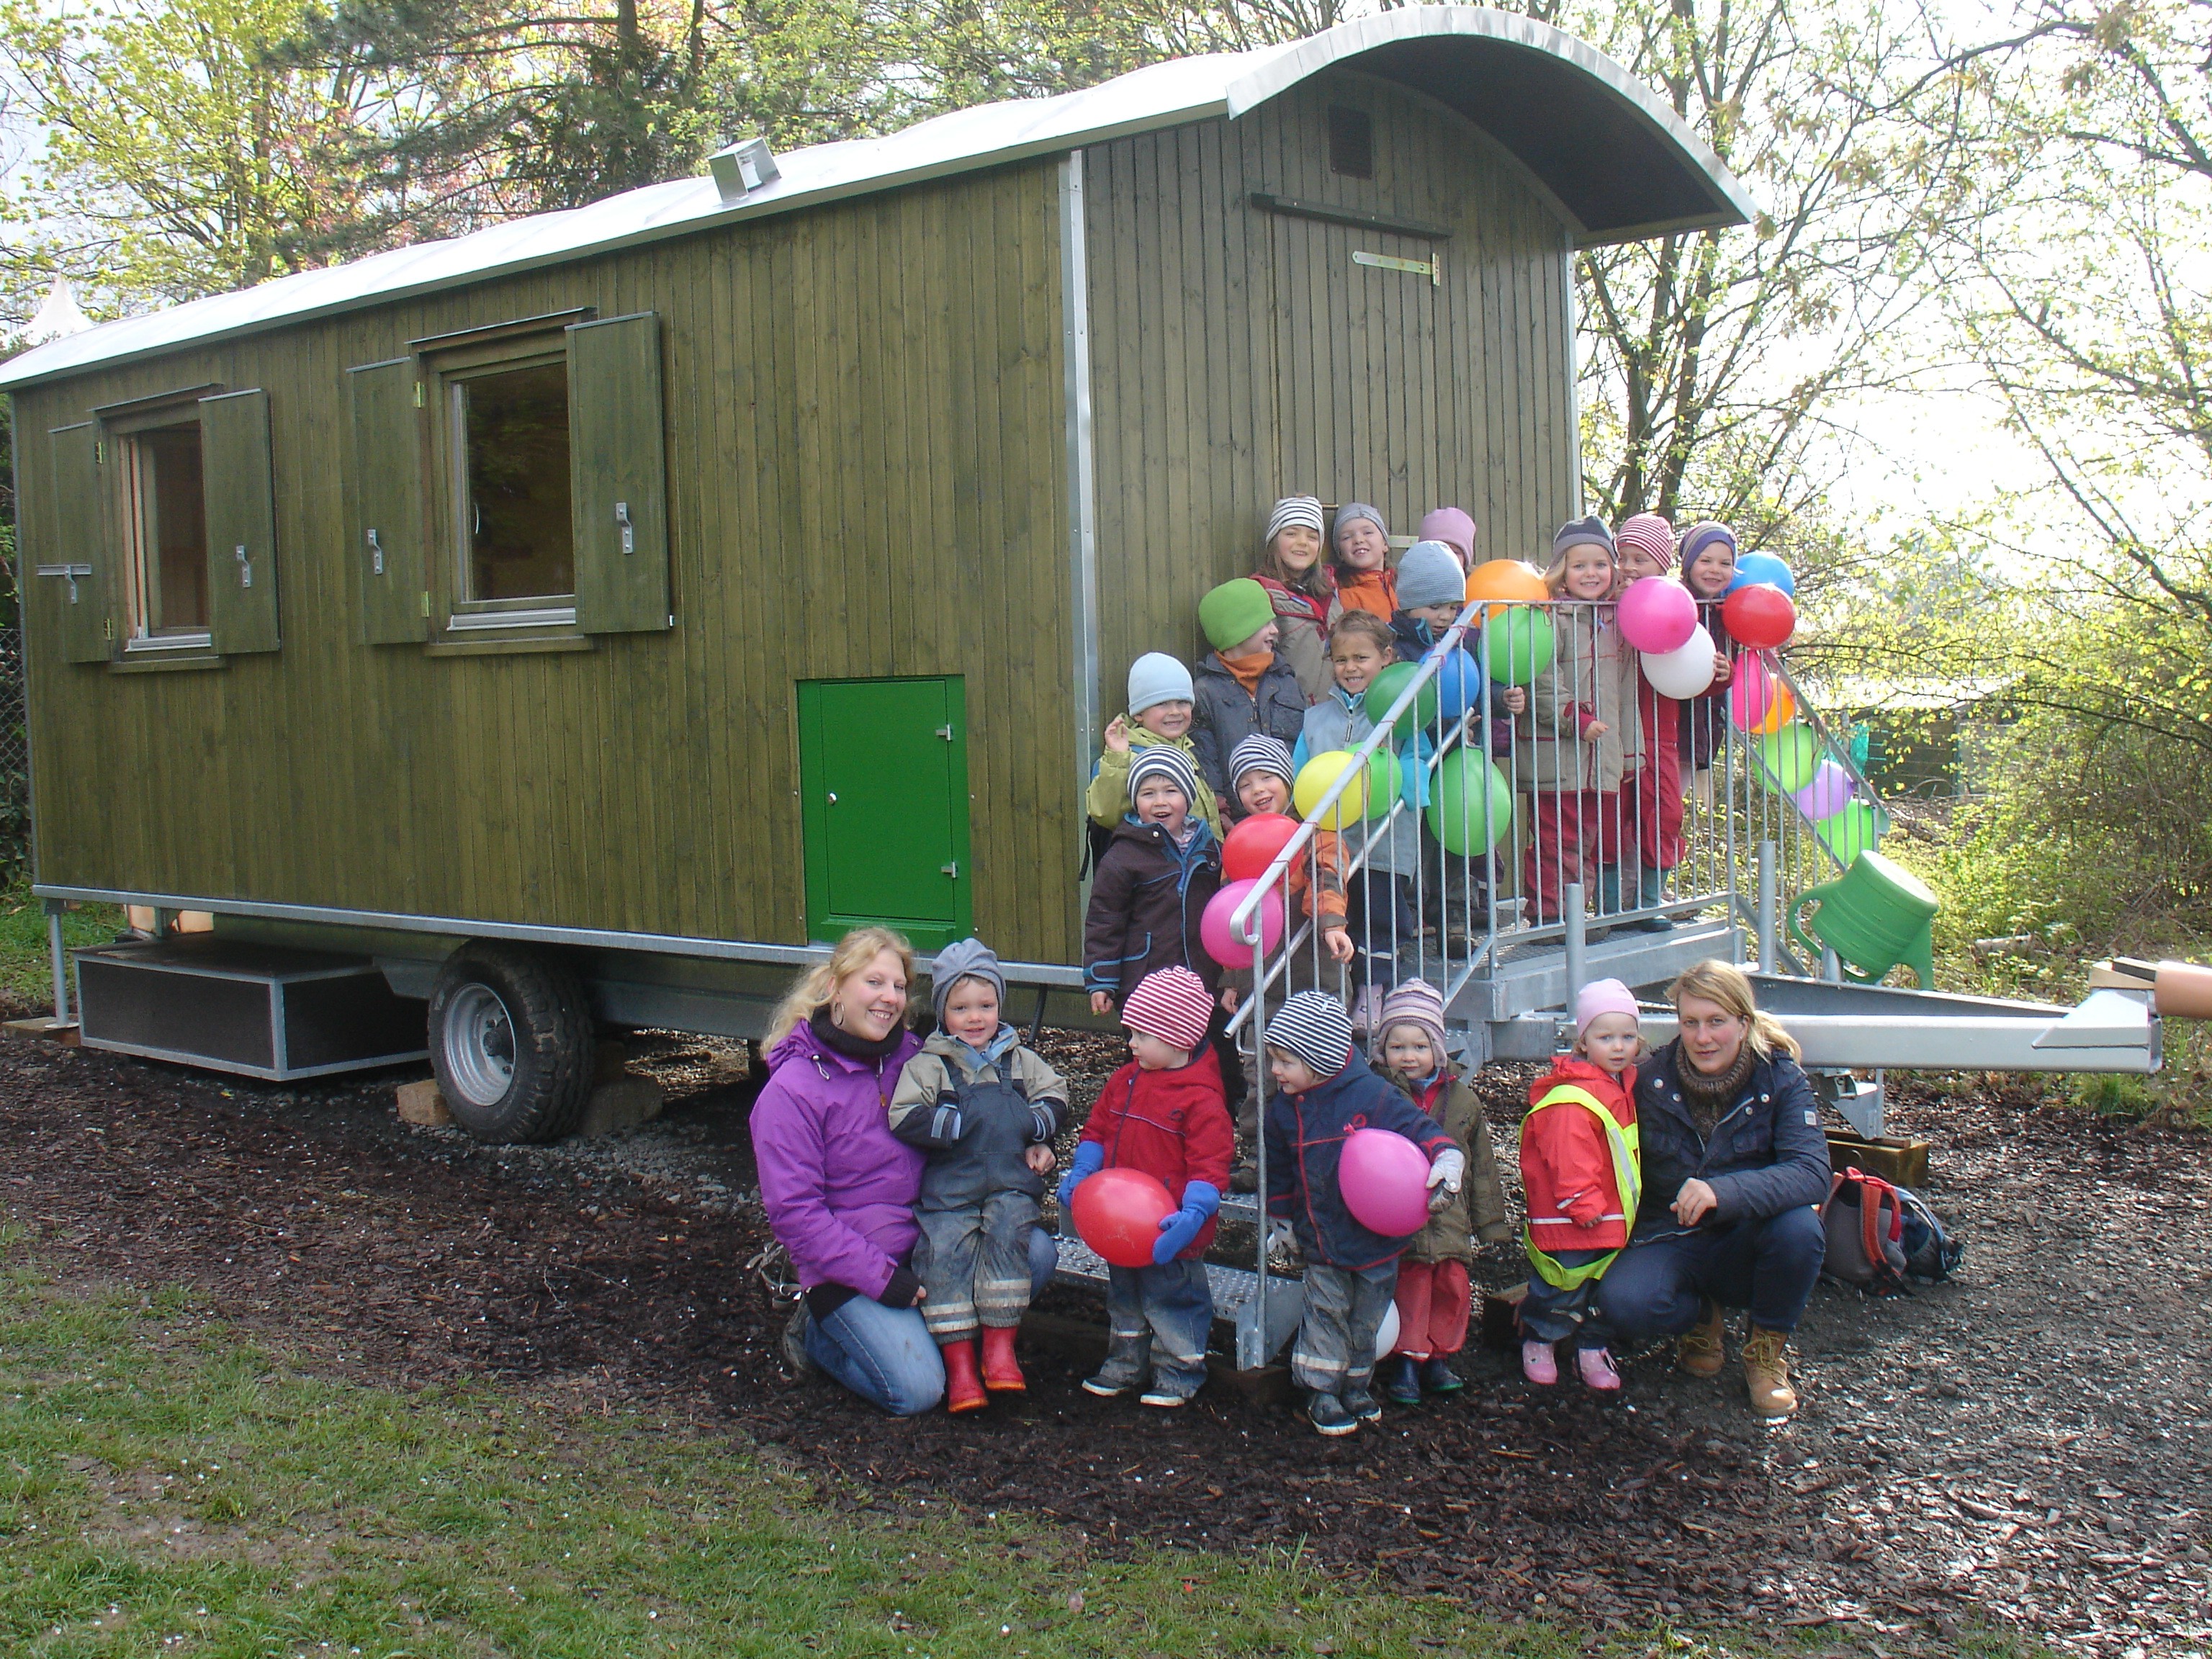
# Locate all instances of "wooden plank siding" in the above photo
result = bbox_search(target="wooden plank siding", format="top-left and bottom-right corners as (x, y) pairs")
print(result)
(1083, 73), (1581, 698)
(14, 161), (1082, 964)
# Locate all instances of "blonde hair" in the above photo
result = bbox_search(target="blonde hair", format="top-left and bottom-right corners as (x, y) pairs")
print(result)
(765, 927), (917, 1048)
(1543, 539), (1617, 598)
(1668, 959), (1801, 1061)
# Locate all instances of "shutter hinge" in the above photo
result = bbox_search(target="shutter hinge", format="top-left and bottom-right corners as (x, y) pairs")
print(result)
(936, 724), (955, 742)
(235, 544), (252, 589)
(367, 528), (384, 575)
(94, 440), (104, 464)
(413, 382), (425, 408)
(615, 500), (634, 555)
(421, 590), (431, 617)
(941, 861), (961, 879)
(104, 617), (114, 641)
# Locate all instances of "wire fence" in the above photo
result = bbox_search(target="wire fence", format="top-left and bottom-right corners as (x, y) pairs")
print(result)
(0, 626), (27, 881)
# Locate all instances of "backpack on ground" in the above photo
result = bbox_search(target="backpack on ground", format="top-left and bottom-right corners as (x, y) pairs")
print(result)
(1892, 1182), (1964, 1284)
(1820, 1167), (1909, 1295)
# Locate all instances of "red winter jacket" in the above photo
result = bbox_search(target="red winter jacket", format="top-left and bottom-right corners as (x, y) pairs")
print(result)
(1519, 1056), (1639, 1254)
(1079, 1046), (1236, 1259)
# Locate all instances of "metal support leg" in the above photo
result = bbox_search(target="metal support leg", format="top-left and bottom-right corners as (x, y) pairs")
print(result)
(1756, 841), (1778, 971)
(45, 901), (68, 1024)
(1563, 881), (1587, 1015)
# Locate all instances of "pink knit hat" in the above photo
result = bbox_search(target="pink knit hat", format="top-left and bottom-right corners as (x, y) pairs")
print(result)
(1616, 513), (1677, 573)
(1123, 966), (1215, 1053)
(1573, 978), (1640, 1035)
(1418, 507), (1478, 569)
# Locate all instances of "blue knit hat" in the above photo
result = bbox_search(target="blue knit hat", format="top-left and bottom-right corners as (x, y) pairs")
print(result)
(1127, 652), (1194, 716)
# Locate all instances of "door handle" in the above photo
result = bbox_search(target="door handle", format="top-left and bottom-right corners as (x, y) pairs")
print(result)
(941, 862), (960, 878)
(936, 724), (954, 741)
(827, 792), (837, 804)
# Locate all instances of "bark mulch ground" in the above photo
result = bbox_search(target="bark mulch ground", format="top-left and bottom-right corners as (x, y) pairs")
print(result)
(2, 1019), (2206, 1656)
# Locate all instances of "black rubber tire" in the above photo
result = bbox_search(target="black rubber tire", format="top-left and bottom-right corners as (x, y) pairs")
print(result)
(426, 943), (596, 1143)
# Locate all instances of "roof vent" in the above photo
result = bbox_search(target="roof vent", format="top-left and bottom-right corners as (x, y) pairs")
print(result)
(710, 137), (781, 204)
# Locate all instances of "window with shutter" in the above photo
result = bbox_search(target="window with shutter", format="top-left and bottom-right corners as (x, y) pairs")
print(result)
(349, 357), (428, 644)
(200, 387), (280, 655)
(567, 313), (670, 635)
(38, 423), (112, 663)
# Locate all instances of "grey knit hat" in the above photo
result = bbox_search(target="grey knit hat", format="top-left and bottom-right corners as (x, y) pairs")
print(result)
(1126, 651), (1194, 716)
(1127, 745), (1200, 810)
(1395, 541), (1467, 610)
(1553, 516), (1616, 561)
(1333, 502), (1387, 547)
(1267, 991), (1356, 1079)
(930, 937), (1005, 1019)
(1265, 495), (1325, 544)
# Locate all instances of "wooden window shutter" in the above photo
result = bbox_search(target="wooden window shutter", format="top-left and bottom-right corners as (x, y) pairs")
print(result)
(45, 422), (112, 663)
(347, 356), (427, 643)
(567, 313), (670, 634)
(199, 387), (281, 654)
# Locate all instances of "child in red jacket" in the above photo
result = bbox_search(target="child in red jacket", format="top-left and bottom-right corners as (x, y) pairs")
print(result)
(1058, 966), (1234, 1407)
(1616, 514), (1687, 932)
(1519, 978), (1645, 1393)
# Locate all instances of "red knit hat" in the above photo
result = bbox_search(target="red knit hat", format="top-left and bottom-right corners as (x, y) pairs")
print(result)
(1617, 513), (1677, 572)
(1123, 966), (1215, 1053)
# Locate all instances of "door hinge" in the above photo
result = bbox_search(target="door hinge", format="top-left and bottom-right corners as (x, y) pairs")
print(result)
(936, 724), (955, 742)
(941, 861), (961, 879)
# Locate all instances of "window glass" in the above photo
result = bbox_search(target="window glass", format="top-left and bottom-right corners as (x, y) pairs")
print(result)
(457, 362), (572, 602)
(135, 423), (209, 634)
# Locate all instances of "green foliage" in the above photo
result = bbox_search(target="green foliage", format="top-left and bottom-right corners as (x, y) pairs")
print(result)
(0, 886), (123, 1007)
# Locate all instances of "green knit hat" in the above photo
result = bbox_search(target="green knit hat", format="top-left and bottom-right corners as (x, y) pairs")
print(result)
(1199, 577), (1275, 652)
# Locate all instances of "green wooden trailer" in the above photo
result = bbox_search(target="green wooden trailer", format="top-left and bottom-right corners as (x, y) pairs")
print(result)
(0, 8), (1750, 1138)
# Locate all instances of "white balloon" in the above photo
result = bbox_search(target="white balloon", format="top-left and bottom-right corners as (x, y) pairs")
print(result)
(1640, 622), (1719, 700)
(1373, 1299), (1402, 1362)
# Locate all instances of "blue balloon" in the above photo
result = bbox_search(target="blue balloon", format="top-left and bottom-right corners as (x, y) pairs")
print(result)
(1727, 551), (1796, 597)
(1432, 648), (1483, 720)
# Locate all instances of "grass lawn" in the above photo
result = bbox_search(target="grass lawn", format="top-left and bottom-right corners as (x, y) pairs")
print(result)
(0, 885), (124, 1007)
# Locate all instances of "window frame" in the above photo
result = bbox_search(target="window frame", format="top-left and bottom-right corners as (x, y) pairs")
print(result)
(105, 400), (216, 654)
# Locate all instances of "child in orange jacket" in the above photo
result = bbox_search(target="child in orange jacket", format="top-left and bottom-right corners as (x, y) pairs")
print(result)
(1519, 977), (1644, 1394)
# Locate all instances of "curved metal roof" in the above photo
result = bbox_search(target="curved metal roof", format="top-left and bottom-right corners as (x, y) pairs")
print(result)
(0, 6), (1751, 391)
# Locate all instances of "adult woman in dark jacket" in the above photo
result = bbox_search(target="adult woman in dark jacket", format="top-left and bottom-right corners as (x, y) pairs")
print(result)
(1595, 958), (1828, 1419)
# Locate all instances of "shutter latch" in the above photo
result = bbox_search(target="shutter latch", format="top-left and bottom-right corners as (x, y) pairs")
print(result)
(235, 544), (253, 589)
(367, 528), (385, 575)
(35, 564), (91, 604)
(616, 500), (634, 555)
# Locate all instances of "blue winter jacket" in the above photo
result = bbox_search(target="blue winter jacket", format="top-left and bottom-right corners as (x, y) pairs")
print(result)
(1264, 1051), (1453, 1270)
(1630, 1038), (1832, 1238)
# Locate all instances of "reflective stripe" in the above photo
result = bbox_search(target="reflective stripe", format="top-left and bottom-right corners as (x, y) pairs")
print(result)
(1521, 1083), (1644, 1292)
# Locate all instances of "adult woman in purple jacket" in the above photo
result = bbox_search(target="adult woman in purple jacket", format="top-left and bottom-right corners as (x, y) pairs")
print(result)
(753, 927), (1055, 1415)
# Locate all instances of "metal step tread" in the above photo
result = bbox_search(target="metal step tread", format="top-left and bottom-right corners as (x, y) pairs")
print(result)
(1052, 1232), (1297, 1317)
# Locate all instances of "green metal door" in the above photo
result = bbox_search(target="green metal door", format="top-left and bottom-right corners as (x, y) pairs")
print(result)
(798, 677), (971, 950)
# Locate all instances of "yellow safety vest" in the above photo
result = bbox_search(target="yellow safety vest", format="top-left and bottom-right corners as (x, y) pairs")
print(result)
(1520, 1082), (1644, 1292)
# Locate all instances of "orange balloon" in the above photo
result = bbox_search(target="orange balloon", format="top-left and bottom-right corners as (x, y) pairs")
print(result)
(1750, 680), (1797, 734)
(1466, 559), (1550, 619)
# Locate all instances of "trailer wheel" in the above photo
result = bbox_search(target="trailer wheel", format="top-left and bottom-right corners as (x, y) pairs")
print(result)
(427, 944), (595, 1143)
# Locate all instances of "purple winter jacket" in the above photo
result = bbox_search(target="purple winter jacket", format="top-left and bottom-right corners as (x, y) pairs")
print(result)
(752, 1019), (926, 1300)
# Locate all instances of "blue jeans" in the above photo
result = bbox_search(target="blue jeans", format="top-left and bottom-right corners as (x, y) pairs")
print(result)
(804, 1228), (1058, 1416)
(1596, 1208), (1827, 1339)
(1095, 1257), (1214, 1398)
(1519, 1247), (1617, 1349)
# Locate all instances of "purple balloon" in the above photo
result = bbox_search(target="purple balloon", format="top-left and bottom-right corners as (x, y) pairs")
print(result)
(1792, 760), (1853, 822)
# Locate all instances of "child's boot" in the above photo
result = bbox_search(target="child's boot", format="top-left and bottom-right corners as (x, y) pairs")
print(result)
(1307, 1391), (1358, 1437)
(980, 1325), (1026, 1393)
(1380, 1354), (1423, 1406)
(1630, 866), (1672, 932)
(1419, 1355), (1465, 1395)
(940, 1338), (988, 1413)
(1576, 1346), (1623, 1393)
(1341, 1381), (1384, 1422)
(1521, 1339), (1558, 1385)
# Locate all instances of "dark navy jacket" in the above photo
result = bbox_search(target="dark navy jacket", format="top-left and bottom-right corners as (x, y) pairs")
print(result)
(1631, 1038), (1831, 1238)
(1083, 818), (1222, 1001)
(1264, 1051), (1452, 1271)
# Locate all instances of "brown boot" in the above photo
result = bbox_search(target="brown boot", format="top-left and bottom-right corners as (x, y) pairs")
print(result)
(979, 1324), (1027, 1393)
(1677, 1298), (1726, 1379)
(940, 1338), (988, 1413)
(1742, 1326), (1799, 1419)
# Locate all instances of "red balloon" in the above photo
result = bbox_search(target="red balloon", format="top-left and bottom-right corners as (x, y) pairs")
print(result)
(1222, 812), (1300, 882)
(1722, 582), (1797, 651)
(1069, 1167), (1177, 1268)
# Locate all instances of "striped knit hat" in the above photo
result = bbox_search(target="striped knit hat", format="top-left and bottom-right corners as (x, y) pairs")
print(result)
(1617, 513), (1677, 572)
(1127, 745), (1200, 809)
(1267, 990), (1355, 1079)
(1375, 980), (1449, 1064)
(1123, 966), (1215, 1054)
(1266, 495), (1325, 544)
(1228, 734), (1296, 791)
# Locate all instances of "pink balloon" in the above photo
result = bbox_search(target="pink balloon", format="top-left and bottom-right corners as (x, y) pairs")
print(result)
(1337, 1127), (1431, 1237)
(1615, 575), (1698, 655)
(1792, 760), (1853, 821)
(1200, 878), (1285, 968)
(1727, 653), (1775, 731)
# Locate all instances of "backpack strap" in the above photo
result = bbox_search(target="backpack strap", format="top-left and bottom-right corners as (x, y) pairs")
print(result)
(1843, 1166), (1910, 1294)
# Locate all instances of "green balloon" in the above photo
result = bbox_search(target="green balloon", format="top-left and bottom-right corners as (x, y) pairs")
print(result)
(1364, 661), (1439, 740)
(1364, 746), (1403, 820)
(1756, 724), (1822, 793)
(1425, 748), (1516, 856)
(1483, 606), (1555, 686)
(1817, 800), (1890, 863)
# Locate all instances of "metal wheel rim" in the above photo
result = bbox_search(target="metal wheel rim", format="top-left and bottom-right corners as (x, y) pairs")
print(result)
(444, 981), (517, 1107)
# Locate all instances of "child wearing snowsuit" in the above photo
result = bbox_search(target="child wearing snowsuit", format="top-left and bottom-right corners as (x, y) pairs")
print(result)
(1370, 981), (1512, 1404)
(1519, 977), (1644, 1395)
(1615, 513), (1687, 932)
(887, 938), (1069, 1411)
(1058, 966), (1235, 1407)
(1086, 652), (1223, 838)
(1263, 990), (1463, 1437)
(1518, 517), (1645, 926)
(1251, 495), (1338, 700)
(1191, 577), (1310, 803)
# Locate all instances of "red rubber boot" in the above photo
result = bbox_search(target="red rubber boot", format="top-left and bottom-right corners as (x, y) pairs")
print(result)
(981, 1324), (1027, 1393)
(940, 1339), (988, 1413)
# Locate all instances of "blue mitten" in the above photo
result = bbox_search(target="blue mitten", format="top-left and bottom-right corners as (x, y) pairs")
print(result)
(1056, 1141), (1104, 1211)
(1152, 1179), (1222, 1265)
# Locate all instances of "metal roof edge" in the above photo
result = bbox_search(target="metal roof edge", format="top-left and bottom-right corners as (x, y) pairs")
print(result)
(1221, 5), (1756, 230)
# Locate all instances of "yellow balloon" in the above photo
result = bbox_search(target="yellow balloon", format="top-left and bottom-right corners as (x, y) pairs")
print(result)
(1292, 751), (1368, 829)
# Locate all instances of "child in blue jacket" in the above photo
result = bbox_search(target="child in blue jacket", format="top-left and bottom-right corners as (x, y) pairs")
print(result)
(1262, 990), (1462, 1437)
